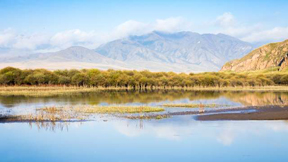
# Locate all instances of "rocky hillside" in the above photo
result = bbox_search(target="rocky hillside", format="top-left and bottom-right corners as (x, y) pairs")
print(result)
(220, 40), (288, 72)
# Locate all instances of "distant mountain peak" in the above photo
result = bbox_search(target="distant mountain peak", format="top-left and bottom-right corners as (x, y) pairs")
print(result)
(64, 46), (91, 51)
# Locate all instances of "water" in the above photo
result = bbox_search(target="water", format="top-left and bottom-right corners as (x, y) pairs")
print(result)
(0, 90), (288, 161)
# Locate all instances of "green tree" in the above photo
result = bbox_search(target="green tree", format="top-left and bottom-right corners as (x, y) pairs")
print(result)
(72, 73), (89, 86)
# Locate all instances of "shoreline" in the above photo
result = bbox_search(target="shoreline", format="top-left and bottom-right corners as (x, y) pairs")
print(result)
(1, 86), (288, 97)
(2, 105), (288, 122)
(196, 105), (288, 121)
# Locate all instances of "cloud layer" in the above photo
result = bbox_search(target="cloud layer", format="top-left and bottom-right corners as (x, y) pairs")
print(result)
(1, 13), (288, 53)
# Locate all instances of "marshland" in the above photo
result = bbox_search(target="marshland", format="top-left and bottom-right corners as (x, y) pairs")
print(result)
(2, 80), (288, 161)
(2, 67), (288, 161)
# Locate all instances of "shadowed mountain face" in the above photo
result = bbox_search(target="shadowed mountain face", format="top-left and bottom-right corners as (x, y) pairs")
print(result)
(0, 31), (254, 72)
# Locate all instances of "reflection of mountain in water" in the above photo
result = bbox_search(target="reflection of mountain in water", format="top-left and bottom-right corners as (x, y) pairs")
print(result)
(1, 91), (288, 108)
(223, 92), (288, 106)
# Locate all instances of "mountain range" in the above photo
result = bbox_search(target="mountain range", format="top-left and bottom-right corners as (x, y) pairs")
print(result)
(0, 31), (254, 72)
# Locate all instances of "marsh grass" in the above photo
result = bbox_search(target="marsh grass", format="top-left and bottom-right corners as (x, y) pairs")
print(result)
(73, 105), (164, 114)
(161, 103), (230, 108)
(24, 105), (165, 121)
(0, 105), (165, 122)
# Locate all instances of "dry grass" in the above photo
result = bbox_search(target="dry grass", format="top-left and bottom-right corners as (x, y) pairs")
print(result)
(161, 103), (230, 108)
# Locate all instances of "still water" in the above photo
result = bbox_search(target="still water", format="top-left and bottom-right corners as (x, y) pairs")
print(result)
(0, 90), (288, 162)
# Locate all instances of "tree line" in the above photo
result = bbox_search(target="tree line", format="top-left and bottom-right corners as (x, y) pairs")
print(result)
(0, 67), (288, 89)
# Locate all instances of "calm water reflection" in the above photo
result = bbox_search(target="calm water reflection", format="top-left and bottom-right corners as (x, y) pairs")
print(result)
(1, 91), (288, 161)
(1, 90), (288, 116)
(0, 118), (288, 161)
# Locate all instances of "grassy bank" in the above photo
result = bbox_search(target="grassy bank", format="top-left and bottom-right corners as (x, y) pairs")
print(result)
(1, 86), (288, 97)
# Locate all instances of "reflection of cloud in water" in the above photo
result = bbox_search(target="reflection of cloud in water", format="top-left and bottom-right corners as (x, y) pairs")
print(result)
(113, 119), (288, 146)
(216, 121), (288, 146)
(265, 121), (288, 132)
(113, 118), (197, 140)
(217, 128), (235, 146)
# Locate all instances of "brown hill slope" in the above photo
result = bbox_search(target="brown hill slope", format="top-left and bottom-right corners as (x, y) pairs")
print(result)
(220, 40), (288, 72)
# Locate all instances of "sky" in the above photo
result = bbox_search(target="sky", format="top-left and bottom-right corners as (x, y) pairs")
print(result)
(1, 0), (288, 53)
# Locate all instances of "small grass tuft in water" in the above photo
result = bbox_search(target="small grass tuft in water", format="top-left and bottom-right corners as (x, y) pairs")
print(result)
(161, 103), (230, 108)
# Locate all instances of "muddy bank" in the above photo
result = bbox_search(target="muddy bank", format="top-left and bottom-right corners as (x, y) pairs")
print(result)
(196, 105), (288, 121)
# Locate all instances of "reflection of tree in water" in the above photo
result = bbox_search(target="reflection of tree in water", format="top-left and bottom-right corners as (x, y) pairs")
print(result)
(28, 121), (82, 132)
(1, 90), (288, 108)
(0, 90), (222, 107)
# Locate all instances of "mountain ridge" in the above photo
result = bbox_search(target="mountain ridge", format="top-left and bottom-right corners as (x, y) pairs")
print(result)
(0, 31), (254, 72)
(95, 31), (254, 72)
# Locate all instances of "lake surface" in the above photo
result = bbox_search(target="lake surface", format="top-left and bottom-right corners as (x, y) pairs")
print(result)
(1, 90), (288, 161)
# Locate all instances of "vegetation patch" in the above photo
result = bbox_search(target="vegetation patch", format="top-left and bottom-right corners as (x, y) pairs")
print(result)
(0, 105), (165, 122)
(2, 67), (288, 95)
(161, 103), (230, 108)
(73, 106), (164, 114)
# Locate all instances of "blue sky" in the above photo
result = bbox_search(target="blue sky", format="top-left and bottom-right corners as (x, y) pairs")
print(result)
(0, 0), (288, 52)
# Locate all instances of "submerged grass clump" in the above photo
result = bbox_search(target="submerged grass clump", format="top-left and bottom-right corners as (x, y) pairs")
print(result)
(161, 103), (230, 108)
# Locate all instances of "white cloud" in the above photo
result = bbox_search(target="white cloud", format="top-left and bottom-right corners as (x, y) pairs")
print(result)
(214, 12), (236, 27)
(154, 17), (192, 32)
(106, 17), (192, 41)
(13, 33), (50, 50)
(213, 12), (288, 43)
(0, 29), (16, 47)
(241, 27), (288, 43)
(1, 14), (288, 53)
(50, 29), (98, 49)
(113, 20), (150, 38)
(0, 17), (193, 52)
